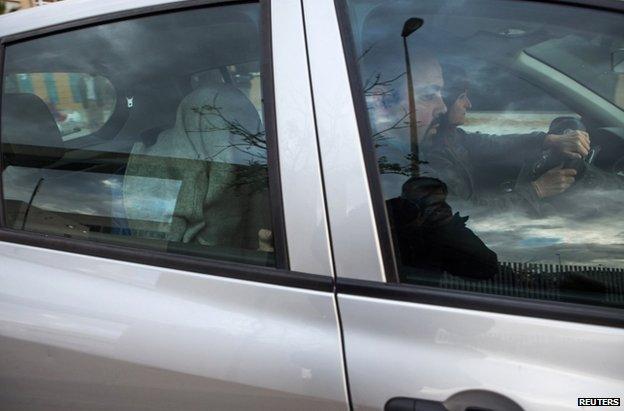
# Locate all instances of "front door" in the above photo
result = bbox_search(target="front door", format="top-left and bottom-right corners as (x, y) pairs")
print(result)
(305, 0), (624, 409)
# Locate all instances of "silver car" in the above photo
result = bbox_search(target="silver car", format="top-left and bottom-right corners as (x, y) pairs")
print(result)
(0, 0), (622, 410)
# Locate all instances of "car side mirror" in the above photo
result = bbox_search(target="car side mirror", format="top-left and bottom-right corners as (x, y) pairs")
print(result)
(612, 49), (624, 74)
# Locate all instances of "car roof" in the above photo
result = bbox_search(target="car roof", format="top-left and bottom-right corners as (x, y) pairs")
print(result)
(2, 0), (621, 40)
(0, 0), (212, 39)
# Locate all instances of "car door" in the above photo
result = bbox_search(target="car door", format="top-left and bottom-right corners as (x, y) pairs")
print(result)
(0, 1), (349, 410)
(303, 0), (624, 410)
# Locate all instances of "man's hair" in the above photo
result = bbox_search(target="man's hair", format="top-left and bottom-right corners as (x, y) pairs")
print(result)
(441, 64), (469, 108)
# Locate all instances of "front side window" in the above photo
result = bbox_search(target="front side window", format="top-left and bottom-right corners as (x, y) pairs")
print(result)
(1, 3), (277, 267)
(342, 0), (624, 308)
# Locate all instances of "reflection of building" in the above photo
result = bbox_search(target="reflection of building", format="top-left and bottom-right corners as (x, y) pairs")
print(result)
(19, 0), (62, 8)
(6, 73), (84, 113)
(2, 1), (21, 13)
(2, 0), (63, 14)
(6, 72), (116, 140)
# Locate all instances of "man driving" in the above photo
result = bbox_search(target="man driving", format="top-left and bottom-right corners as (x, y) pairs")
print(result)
(422, 64), (591, 214)
(386, 49), (499, 281)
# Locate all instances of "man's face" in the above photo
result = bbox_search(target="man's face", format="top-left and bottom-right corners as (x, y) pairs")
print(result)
(413, 59), (447, 142)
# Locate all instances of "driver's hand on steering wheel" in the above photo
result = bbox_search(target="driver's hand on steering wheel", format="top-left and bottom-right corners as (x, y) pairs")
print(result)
(531, 165), (577, 198)
(544, 130), (590, 159)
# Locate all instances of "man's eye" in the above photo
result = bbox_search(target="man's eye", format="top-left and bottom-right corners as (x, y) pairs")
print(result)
(420, 94), (436, 102)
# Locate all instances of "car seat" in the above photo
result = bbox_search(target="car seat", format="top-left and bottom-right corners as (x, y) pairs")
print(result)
(1, 93), (65, 170)
(1, 93), (92, 236)
(122, 83), (271, 254)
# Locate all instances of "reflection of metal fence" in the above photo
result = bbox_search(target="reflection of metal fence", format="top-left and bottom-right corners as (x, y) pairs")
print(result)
(439, 262), (624, 307)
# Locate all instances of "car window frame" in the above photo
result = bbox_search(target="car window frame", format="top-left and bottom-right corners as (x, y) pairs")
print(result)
(333, 0), (624, 328)
(0, 0), (313, 290)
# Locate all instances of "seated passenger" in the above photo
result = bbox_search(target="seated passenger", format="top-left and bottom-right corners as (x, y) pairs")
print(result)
(122, 84), (271, 254)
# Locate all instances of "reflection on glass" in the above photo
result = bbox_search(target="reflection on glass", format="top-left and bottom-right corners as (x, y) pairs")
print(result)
(347, 0), (624, 308)
(1, 3), (275, 267)
(3, 73), (116, 140)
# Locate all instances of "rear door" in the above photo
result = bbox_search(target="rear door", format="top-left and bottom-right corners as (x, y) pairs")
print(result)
(0, 1), (348, 409)
(304, 0), (624, 410)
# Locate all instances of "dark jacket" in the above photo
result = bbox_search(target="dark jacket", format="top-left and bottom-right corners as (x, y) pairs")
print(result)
(385, 128), (548, 281)
(387, 176), (499, 282)
(420, 128), (546, 214)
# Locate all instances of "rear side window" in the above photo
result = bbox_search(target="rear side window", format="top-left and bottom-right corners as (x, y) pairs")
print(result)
(1, 3), (278, 267)
(342, 0), (624, 309)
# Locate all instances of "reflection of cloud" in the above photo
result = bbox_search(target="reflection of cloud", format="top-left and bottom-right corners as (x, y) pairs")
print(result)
(101, 178), (121, 189)
(458, 187), (624, 267)
(462, 111), (572, 135)
(3, 167), (180, 224)
(519, 237), (560, 247)
(123, 176), (181, 223)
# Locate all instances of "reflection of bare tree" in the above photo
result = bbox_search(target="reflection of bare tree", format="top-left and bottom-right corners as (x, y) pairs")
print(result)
(189, 95), (268, 191)
(363, 71), (405, 98)
(191, 98), (267, 160)
(362, 68), (423, 176)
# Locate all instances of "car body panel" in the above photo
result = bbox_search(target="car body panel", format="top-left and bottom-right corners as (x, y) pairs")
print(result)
(338, 294), (624, 410)
(272, 0), (333, 277)
(0, 241), (348, 410)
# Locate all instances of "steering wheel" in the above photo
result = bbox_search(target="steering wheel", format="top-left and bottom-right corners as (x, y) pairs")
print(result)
(612, 156), (624, 176)
(521, 117), (590, 183)
(527, 117), (624, 210)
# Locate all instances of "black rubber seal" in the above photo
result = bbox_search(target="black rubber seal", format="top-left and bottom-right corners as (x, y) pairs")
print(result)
(337, 277), (624, 328)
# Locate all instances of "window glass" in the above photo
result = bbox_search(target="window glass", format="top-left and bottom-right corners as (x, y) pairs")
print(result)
(1, 3), (276, 267)
(4, 73), (116, 140)
(344, 0), (624, 308)
(525, 35), (624, 110)
(190, 61), (263, 116)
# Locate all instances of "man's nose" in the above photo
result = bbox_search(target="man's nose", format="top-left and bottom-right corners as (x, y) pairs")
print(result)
(437, 97), (447, 115)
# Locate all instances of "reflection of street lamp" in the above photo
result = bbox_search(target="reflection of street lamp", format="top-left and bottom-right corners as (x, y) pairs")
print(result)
(401, 17), (424, 177)
(556, 253), (562, 272)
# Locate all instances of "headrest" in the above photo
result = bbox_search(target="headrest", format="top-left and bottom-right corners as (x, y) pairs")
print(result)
(1, 93), (65, 167)
(140, 83), (264, 164)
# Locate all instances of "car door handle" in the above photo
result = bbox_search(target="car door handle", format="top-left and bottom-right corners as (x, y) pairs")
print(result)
(386, 390), (523, 411)
(385, 397), (446, 411)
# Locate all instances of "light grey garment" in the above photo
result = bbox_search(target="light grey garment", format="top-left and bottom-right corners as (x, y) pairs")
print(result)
(122, 84), (269, 250)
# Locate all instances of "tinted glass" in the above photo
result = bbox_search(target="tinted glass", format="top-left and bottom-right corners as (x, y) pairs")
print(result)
(343, 0), (624, 308)
(1, 3), (277, 267)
